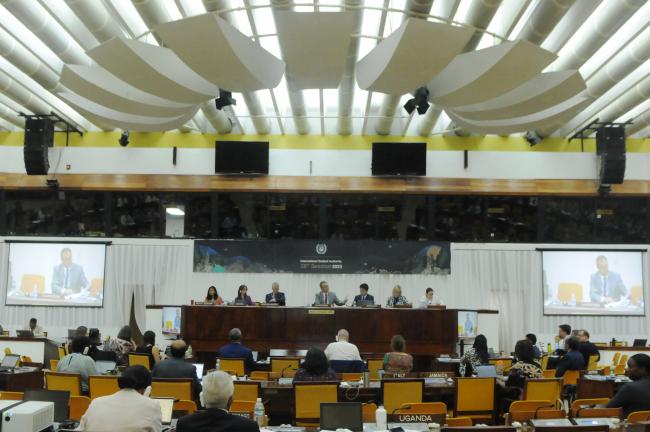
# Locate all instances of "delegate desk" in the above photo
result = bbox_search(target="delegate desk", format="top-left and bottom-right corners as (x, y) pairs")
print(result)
(0, 367), (44, 391)
(182, 306), (474, 368)
(260, 379), (455, 426)
(0, 337), (60, 364)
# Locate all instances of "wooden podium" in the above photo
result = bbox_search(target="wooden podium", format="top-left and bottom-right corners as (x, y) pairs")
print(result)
(181, 305), (460, 368)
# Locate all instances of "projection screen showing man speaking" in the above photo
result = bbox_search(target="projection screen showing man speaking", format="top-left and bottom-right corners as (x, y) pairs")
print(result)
(6, 242), (106, 307)
(543, 250), (645, 316)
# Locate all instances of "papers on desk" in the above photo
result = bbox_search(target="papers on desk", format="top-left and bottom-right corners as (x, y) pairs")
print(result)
(435, 357), (460, 363)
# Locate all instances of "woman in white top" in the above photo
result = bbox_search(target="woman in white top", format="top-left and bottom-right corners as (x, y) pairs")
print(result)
(79, 365), (162, 432)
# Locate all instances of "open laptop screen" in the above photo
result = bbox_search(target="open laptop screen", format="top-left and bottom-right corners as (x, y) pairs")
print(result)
(24, 389), (70, 423)
(153, 397), (174, 425)
(193, 363), (204, 380)
(320, 403), (363, 432)
(1, 354), (20, 368)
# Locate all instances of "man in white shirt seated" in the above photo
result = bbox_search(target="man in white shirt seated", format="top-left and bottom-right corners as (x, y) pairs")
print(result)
(24, 318), (44, 336)
(56, 336), (98, 392)
(418, 287), (440, 308)
(324, 329), (361, 361)
(79, 365), (162, 432)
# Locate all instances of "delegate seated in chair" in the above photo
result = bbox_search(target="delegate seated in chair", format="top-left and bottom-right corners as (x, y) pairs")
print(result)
(606, 354), (650, 418)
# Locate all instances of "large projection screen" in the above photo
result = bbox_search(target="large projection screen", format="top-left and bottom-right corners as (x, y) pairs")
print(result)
(542, 250), (645, 316)
(6, 242), (106, 307)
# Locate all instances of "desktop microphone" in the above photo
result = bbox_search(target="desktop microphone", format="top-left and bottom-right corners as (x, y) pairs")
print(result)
(280, 365), (296, 378)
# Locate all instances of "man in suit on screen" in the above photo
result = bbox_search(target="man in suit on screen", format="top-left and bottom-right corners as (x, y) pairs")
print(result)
(51, 247), (88, 296)
(589, 255), (627, 304)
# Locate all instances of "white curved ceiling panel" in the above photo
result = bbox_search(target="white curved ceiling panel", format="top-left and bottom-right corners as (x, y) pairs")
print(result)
(154, 13), (285, 92)
(356, 18), (474, 95)
(60, 65), (195, 117)
(58, 91), (199, 132)
(275, 12), (354, 89)
(452, 70), (587, 121)
(427, 40), (557, 107)
(447, 94), (590, 134)
(87, 37), (220, 104)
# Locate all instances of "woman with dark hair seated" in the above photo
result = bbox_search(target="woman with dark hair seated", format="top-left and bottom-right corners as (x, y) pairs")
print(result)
(79, 365), (162, 431)
(460, 334), (490, 377)
(383, 335), (413, 373)
(109, 325), (137, 366)
(293, 347), (337, 382)
(136, 330), (161, 364)
(506, 340), (543, 389)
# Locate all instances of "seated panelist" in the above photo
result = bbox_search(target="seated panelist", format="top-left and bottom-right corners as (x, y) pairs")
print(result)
(233, 285), (254, 306)
(313, 281), (346, 306)
(264, 282), (286, 306)
(386, 285), (410, 307)
(353, 283), (374, 306)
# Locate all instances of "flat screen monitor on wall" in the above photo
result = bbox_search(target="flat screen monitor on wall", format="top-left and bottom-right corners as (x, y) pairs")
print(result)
(371, 142), (426, 176)
(5, 242), (106, 307)
(542, 249), (645, 316)
(215, 140), (269, 174)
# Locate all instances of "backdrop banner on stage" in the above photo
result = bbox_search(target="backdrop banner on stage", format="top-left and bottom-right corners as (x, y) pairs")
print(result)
(194, 240), (451, 274)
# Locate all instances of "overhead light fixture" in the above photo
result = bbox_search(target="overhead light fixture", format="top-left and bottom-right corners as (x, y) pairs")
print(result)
(524, 130), (542, 146)
(215, 89), (236, 110)
(403, 87), (430, 115)
(119, 130), (129, 147)
(165, 206), (185, 216)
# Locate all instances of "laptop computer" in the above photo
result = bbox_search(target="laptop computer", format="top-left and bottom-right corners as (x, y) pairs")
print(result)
(153, 397), (175, 425)
(192, 363), (204, 381)
(475, 365), (498, 378)
(320, 403), (363, 432)
(24, 389), (70, 423)
(633, 339), (648, 347)
(573, 418), (618, 427)
(0, 354), (20, 372)
(16, 330), (34, 337)
(530, 418), (573, 427)
(95, 360), (117, 375)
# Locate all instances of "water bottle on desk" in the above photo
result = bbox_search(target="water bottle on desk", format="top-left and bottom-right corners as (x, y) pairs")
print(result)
(216, 358), (221, 371)
(375, 405), (387, 431)
(254, 397), (265, 426)
(547, 342), (552, 354)
(610, 360), (616, 378)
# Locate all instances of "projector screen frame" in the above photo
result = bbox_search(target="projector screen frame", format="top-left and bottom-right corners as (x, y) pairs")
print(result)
(538, 247), (647, 317)
(4, 240), (111, 308)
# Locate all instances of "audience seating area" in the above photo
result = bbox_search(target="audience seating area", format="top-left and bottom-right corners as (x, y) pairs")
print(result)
(0, 330), (648, 431)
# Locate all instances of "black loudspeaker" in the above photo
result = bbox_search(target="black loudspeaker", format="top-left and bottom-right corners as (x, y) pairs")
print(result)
(597, 126), (626, 185)
(24, 118), (54, 175)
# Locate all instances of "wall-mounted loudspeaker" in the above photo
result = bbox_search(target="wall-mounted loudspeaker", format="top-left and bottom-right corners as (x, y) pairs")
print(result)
(596, 126), (626, 185)
(24, 118), (54, 175)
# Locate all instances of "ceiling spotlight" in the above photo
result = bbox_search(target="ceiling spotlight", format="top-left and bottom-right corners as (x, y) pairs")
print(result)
(215, 90), (236, 110)
(524, 130), (542, 146)
(119, 130), (129, 147)
(403, 99), (417, 115)
(403, 87), (430, 115)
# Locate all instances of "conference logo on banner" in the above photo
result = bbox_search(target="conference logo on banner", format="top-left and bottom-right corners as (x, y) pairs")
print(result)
(193, 240), (451, 274)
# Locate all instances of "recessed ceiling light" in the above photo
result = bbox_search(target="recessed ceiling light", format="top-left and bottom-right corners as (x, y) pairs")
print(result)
(166, 207), (185, 216)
